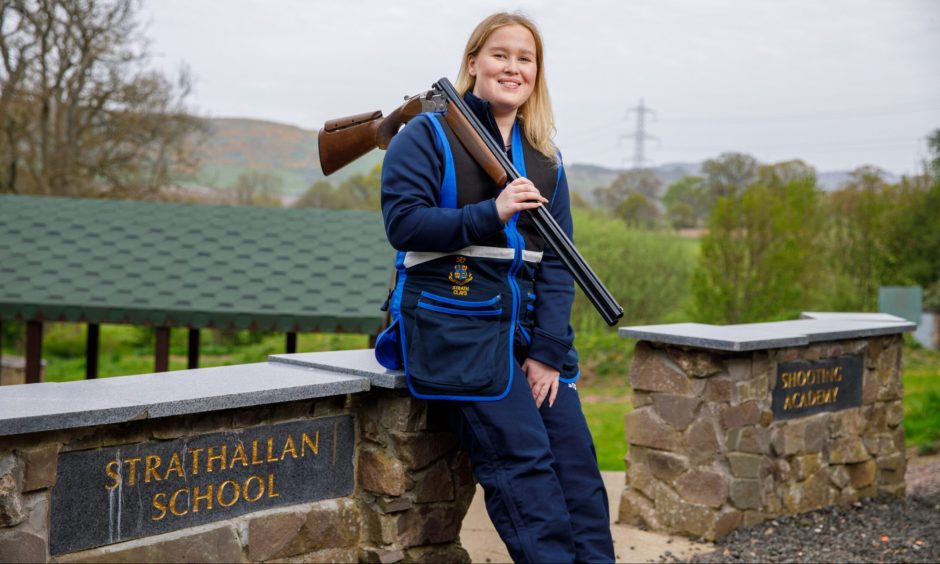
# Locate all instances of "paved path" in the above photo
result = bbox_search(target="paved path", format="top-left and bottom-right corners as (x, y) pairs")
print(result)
(461, 471), (713, 563)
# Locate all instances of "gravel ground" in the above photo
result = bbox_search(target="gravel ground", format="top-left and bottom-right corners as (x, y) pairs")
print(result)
(686, 454), (940, 564)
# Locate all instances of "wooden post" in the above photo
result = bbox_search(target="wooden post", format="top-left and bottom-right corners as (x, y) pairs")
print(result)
(286, 332), (297, 354)
(155, 327), (170, 372)
(187, 328), (200, 369)
(86, 323), (100, 379)
(26, 320), (42, 384)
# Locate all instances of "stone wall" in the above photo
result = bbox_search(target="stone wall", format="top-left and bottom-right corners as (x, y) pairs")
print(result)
(0, 390), (473, 563)
(619, 335), (906, 540)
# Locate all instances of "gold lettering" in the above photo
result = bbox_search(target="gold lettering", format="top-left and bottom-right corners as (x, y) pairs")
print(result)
(784, 393), (792, 410)
(124, 457), (142, 486)
(217, 480), (240, 507)
(281, 436), (298, 461)
(188, 448), (204, 476)
(164, 452), (185, 480)
(230, 442), (249, 467)
(169, 488), (189, 516)
(251, 440), (264, 465)
(834, 366), (843, 382)
(105, 460), (121, 491)
(266, 437), (278, 463)
(193, 484), (213, 513)
(267, 472), (280, 499)
(832, 386), (839, 402)
(244, 475), (265, 502)
(301, 431), (319, 457)
(145, 455), (163, 483)
(207, 446), (227, 473)
(152, 492), (167, 521)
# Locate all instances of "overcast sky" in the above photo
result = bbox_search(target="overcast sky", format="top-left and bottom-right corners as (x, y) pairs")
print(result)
(144, 0), (940, 175)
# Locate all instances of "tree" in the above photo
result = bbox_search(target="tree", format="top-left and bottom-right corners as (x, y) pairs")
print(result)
(823, 166), (894, 310)
(616, 191), (660, 228)
(234, 171), (283, 207)
(295, 163), (382, 211)
(570, 209), (694, 331)
(337, 164), (382, 210)
(927, 129), (940, 180)
(886, 134), (940, 290)
(0, 0), (203, 198)
(693, 170), (822, 324)
(593, 168), (662, 208)
(702, 152), (759, 201)
(662, 175), (708, 229)
(757, 159), (815, 189)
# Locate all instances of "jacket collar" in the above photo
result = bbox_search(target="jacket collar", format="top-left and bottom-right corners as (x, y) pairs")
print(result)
(463, 91), (510, 150)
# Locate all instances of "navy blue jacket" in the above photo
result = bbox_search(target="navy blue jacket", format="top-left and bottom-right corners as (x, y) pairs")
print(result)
(378, 92), (576, 396)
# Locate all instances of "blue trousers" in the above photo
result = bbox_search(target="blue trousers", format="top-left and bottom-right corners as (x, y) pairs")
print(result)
(432, 366), (615, 563)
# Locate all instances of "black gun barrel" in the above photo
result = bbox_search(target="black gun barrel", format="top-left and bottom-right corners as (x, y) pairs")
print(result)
(434, 78), (624, 327)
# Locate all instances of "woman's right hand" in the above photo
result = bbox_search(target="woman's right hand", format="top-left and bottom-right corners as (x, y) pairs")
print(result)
(495, 178), (548, 223)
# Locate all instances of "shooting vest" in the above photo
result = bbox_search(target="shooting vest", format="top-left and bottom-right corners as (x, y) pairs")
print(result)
(375, 112), (579, 401)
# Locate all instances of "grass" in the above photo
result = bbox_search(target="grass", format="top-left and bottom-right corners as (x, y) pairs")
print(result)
(3, 322), (369, 383)
(580, 384), (631, 471)
(901, 345), (940, 453)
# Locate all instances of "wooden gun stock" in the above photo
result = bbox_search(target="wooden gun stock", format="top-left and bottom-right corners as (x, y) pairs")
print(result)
(442, 108), (508, 187)
(318, 111), (382, 176)
(318, 98), (425, 176)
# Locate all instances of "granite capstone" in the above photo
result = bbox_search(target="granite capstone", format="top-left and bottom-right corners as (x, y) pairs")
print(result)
(619, 315), (914, 352)
(0, 362), (370, 437)
(269, 350), (407, 389)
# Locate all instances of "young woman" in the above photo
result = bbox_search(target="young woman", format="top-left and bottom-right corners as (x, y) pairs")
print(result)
(375, 12), (615, 563)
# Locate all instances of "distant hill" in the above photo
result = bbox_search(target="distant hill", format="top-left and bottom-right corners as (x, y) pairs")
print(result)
(191, 118), (899, 198)
(190, 118), (382, 195)
(565, 162), (702, 202)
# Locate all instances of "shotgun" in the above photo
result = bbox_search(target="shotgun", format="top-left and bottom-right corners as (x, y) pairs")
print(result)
(318, 79), (624, 326)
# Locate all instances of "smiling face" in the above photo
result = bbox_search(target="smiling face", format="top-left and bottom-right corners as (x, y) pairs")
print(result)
(468, 24), (538, 121)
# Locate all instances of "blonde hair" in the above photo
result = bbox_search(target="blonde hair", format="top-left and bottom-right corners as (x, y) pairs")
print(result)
(455, 12), (557, 163)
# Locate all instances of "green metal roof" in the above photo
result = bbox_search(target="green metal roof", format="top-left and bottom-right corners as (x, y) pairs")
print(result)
(0, 195), (394, 333)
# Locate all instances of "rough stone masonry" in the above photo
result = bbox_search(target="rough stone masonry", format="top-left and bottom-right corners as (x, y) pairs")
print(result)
(618, 327), (909, 541)
(0, 353), (475, 563)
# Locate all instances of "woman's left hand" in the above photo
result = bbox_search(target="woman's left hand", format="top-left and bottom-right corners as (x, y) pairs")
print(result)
(522, 358), (560, 408)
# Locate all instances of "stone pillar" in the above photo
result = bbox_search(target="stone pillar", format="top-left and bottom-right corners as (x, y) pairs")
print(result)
(619, 335), (906, 540)
(353, 389), (475, 563)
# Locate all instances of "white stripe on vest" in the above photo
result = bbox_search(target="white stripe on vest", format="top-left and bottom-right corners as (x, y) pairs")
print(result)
(404, 245), (544, 269)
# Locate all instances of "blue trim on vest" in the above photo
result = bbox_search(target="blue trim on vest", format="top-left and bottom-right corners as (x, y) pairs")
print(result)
(374, 250), (408, 370)
(417, 301), (503, 317)
(403, 120), (526, 403)
(512, 123), (526, 176)
(560, 370), (581, 384)
(550, 149), (563, 210)
(420, 290), (502, 308)
(423, 113), (457, 209)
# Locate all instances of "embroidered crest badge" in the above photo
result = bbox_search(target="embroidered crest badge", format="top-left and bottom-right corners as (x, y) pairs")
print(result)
(448, 256), (473, 295)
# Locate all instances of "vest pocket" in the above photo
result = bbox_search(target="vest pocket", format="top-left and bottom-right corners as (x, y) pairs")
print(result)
(407, 296), (504, 395)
